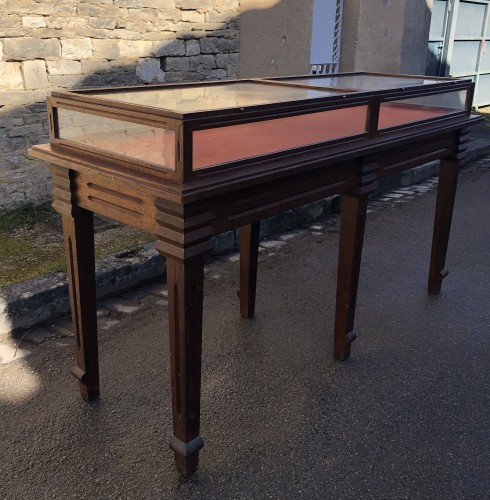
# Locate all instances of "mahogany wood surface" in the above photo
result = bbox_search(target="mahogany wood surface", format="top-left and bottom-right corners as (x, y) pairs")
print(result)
(238, 222), (261, 318)
(28, 75), (480, 478)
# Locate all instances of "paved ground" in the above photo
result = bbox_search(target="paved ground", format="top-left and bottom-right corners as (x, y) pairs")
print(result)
(1, 160), (489, 499)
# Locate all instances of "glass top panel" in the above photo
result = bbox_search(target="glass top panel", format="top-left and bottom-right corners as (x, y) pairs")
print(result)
(89, 82), (341, 113)
(277, 74), (446, 91)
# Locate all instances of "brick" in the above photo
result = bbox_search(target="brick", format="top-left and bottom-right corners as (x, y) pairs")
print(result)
(0, 62), (24, 90)
(22, 16), (46, 28)
(61, 38), (93, 60)
(3, 38), (61, 61)
(46, 60), (82, 75)
(154, 39), (185, 57)
(21, 60), (49, 89)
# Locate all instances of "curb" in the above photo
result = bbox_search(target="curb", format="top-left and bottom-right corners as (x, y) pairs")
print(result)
(1, 138), (489, 340)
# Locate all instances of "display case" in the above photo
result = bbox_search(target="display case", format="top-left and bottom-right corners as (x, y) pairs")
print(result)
(47, 72), (473, 181)
(30, 72), (481, 478)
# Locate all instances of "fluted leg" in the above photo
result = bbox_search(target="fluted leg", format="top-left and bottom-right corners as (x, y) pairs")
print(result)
(62, 209), (99, 401)
(166, 255), (206, 476)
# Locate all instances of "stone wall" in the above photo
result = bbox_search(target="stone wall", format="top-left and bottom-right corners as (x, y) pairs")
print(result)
(0, 0), (240, 211)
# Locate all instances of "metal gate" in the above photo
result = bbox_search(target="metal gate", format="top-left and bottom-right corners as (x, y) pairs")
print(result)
(427, 0), (490, 107)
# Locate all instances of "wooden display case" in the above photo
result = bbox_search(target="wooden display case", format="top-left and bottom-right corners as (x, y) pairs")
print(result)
(29, 72), (480, 477)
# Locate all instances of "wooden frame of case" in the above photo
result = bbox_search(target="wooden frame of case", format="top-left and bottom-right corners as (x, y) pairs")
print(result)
(47, 73), (473, 182)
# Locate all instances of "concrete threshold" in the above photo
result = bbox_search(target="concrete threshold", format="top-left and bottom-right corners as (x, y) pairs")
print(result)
(1, 137), (489, 341)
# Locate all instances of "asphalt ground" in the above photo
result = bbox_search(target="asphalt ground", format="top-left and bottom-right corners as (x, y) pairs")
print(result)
(1, 162), (489, 499)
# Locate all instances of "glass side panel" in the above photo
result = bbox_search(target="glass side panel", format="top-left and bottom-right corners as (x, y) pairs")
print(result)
(192, 106), (368, 169)
(378, 90), (467, 130)
(57, 108), (176, 169)
(275, 75), (446, 91)
(89, 82), (341, 113)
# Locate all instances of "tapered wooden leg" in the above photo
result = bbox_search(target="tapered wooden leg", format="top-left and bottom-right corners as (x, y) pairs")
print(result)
(166, 255), (206, 477)
(238, 222), (260, 318)
(62, 209), (100, 401)
(428, 159), (459, 295)
(333, 194), (368, 361)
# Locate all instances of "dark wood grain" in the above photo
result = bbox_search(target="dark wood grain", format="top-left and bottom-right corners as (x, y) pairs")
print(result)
(333, 194), (368, 361)
(238, 222), (260, 318)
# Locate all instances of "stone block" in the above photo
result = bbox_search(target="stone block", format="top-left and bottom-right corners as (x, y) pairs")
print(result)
(215, 53), (239, 67)
(8, 123), (45, 138)
(77, 4), (127, 18)
(185, 39), (200, 56)
(176, 0), (213, 11)
(207, 11), (235, 23)
(47, 16), (87, 30)
(189, 54), (215, 70)
(21, 60), (49, 90)
(209, 68), (227, 79)
(214, 0), (240, 11)
(99, 72), (138, 86)
(183, 71), (206, 82)
(142, 0), (176, 7)
(46, 60), (82, 75)
(181, 11), (205, 22)
(32, 28), (64, 39)
(48, 74), (94, 89)
(61, 38), (93, 60)
(92, 39), (120, 59)
(2, 15), (22, 29)
(22, 16), (46, 29)
(121, 40), (154, 58)
(154, 39), (186, 57)
(89, 17), (117, 30)
(200, 37), (236, 54)
(136, 57), (165, 83)
(81, 59), (111, 74)
(0, 42), (3, 62)
(163, 56), (190, 72)
(109, 58), (138, 71)
(110, 29), (143, 40)
(164, 71), (185, 83)
(3, 38), (61, 61)
(0, 62), (24, 90)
